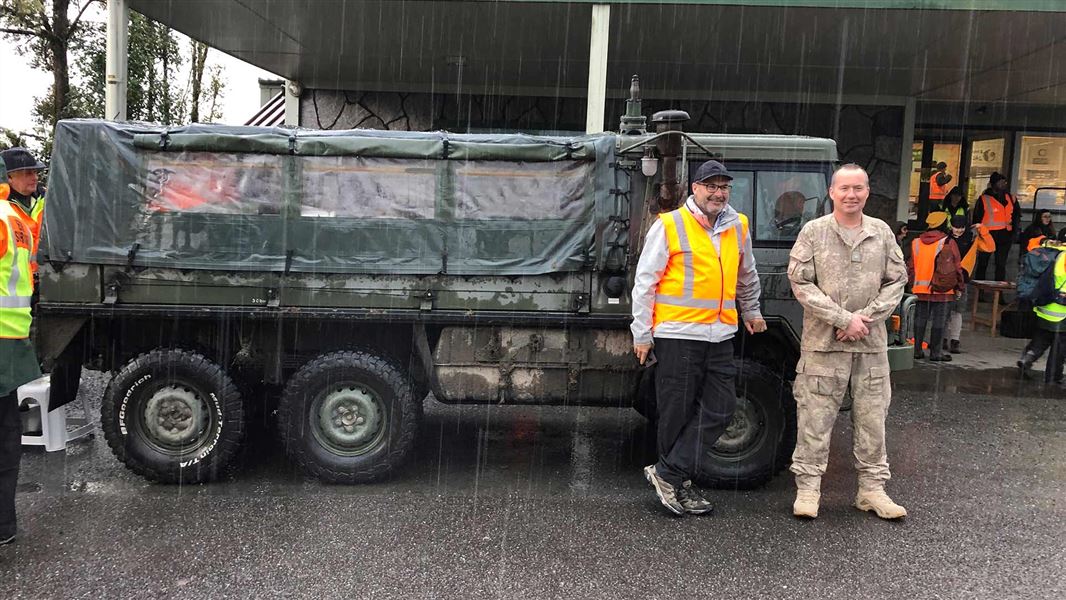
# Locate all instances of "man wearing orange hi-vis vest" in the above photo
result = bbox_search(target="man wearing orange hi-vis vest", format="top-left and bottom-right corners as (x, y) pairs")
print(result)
(908, 212), (965, 362)
(1, 148), (47, 274)
(0, 194), (41, 545)
(972, 171), (1020, 282)
(631, 160), (766, 516)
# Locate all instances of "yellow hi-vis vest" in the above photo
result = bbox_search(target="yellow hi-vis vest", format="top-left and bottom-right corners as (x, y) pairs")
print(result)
(1034, 251), (1066, 324)
(653, 207), (749, 329)
(0, 200), (35, 339)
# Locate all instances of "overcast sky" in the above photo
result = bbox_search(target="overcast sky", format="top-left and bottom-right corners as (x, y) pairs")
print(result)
(0, 19), (278, 140)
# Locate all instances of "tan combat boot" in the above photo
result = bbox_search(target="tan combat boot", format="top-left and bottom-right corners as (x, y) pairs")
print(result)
(793, 490), (820, 518)
(793, 475), (820, 519)
(855, 488), (907, 519)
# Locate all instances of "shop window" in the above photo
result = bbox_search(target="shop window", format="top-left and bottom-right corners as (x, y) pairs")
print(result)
(1017, 135), (1066, 205)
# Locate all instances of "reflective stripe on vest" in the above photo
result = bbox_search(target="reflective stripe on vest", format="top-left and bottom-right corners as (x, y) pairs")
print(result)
(911, 236), (948, 295)
(653, 207), (747, 328)
(1035, 252), (1066, 324)
(980, 193), (1014, 231)
(7, 198), (42, 272)
(0, 202), (34, 339)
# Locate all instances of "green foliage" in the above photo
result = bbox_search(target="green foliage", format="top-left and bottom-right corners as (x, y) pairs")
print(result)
(1, 2), (227, 156)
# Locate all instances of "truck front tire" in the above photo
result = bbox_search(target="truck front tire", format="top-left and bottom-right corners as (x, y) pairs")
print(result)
(277, 350), (421, 483)
(635, 360), (796, 490)
(101, 349), (246, 483)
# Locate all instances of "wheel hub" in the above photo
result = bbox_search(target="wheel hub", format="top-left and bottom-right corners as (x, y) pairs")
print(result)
(143, 386), (207, 447)
(713, 395), (764, 455)
(315, 386), (383, 453)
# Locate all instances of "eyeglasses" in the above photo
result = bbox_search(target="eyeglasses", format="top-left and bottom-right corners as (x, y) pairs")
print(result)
(698, 182), (733, 192)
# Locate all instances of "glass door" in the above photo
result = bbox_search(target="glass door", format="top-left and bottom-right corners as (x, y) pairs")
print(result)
(967, 134), (1007, 202)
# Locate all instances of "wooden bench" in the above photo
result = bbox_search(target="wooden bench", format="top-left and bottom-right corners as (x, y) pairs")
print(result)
(969, 280), (1017, 337)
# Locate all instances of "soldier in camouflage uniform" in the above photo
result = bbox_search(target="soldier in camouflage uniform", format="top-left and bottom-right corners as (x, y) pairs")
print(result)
(786, 164), (908, 520)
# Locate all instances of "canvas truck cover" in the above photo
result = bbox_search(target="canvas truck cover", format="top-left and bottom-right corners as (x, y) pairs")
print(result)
(43, 119), (616, 275)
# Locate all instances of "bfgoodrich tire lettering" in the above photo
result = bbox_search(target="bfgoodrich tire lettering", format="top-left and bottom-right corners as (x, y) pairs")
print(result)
(278, 350), (421, 483)
(100, 349), (245, 483)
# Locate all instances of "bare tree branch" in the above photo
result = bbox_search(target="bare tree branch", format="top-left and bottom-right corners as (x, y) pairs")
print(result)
(0, 26), (39, 37)
(68, 0), (101, 38)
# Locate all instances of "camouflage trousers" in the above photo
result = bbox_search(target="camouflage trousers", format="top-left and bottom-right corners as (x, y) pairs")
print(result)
(790, 350), (892, 491)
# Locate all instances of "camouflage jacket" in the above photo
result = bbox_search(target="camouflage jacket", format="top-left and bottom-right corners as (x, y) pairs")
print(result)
(788, 213), (907, 353)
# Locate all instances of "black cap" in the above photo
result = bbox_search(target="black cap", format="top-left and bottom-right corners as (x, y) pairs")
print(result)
(1, 147), (46, 174)
(692, 160), (732, 183)
(950, 215), (968, 229)
(989, 171), (1006, 186)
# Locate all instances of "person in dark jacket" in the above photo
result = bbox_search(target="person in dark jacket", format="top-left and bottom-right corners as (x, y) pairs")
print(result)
(945, 215), (974, 354)
(1020, 209), (1055, 255)
(1018, 227), (1066, 383)
(972, 172), (1021, 282)
(908, 211), (965, 361)
(942, 186), (969, 222)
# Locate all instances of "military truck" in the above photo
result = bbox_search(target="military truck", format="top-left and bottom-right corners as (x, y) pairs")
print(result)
(36, 80), (913, 487)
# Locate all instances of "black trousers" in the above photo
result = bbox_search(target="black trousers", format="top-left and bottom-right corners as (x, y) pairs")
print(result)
(1024, 328), (1066, 383)
(0, 390), (20, 538)
(975, 229), (1013, 282)
(653, 337), (737, 487)
(914, 301), (952, 358)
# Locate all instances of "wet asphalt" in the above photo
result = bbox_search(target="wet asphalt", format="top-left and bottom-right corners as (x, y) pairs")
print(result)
(1, 366), (1064, 600)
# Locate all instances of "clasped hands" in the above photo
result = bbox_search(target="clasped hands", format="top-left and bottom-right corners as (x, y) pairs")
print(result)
(836, 313), (874, 343)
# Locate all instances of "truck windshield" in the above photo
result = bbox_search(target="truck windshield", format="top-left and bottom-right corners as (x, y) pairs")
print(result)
(687, 163), (828, 243)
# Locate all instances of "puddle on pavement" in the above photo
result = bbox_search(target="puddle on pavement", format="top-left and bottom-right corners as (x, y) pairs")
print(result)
(895, 367), (1065, 398)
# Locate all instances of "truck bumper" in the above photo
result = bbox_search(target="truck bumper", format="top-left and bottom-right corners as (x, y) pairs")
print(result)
(887, 343), (914, 371)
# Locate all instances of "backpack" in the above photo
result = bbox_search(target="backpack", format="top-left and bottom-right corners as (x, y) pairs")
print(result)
(930, 238), (961, 293)
(1017, 247), (1064, 307)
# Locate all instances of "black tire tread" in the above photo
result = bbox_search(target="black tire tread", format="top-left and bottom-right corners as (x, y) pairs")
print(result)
(277, 350), (421, 483)
(100, 349), (245, 484)
(700, 361), (796, 490)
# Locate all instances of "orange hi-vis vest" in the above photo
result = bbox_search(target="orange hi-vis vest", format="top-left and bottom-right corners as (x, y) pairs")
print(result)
(1, 186), (41, 274)
(1028, 235), (1047, 252)
(979, 193), (1014, 231)
(911, 236), (950, 296)
(929, 173), (949, 200)
(653, 207), (749, 329)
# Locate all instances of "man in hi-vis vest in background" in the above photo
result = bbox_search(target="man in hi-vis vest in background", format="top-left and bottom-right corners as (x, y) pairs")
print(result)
(972, 171), (1020, 282)
(631, 160), (766, 516)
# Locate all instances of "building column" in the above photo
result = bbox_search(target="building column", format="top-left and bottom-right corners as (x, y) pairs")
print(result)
(585, 4), (611, 134)
(897, 97), (916, 222)
(105, 0), (129, 121)
(285, 81), (302, 127)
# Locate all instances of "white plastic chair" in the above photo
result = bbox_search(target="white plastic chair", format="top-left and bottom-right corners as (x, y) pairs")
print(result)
(18, 374), (94, 452)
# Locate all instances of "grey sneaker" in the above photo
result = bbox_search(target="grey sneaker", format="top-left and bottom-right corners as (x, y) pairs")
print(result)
(678, 481), (713, 515)
(643, 465), (684, 516)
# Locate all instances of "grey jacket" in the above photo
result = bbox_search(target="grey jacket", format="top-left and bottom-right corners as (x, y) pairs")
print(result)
(631, 198), (762, 345)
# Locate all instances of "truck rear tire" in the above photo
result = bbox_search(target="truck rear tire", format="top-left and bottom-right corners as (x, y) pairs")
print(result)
(277, 350), (421, 483)
(101, 349), (246, 483)
(634, 361), (796, 490)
